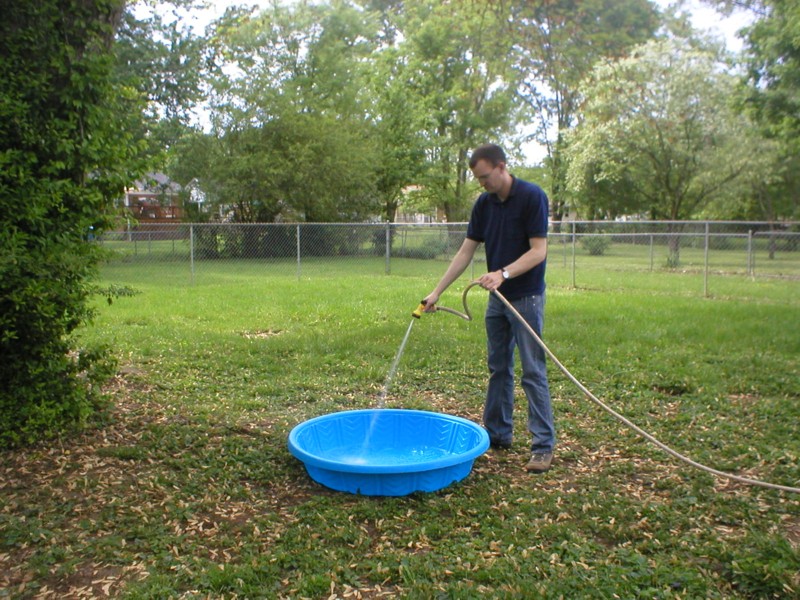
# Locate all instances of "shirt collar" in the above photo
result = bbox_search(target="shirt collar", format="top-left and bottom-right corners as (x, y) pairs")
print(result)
(489, 175), (517, 204)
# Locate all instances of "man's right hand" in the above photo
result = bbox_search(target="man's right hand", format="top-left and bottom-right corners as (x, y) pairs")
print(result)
(422, 293), (439, 312)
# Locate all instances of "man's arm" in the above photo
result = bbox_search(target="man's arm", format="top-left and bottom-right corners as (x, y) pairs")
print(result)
(423, 238), (480, 309)
(505, 237), (547, 278)
(477, 237), (547, 291)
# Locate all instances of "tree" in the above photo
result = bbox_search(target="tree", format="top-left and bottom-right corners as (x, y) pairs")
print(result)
(510, 0), (660, 220)
(191, 0), (522, 225)
(114, 0), (208, 156)
(739, 0), (800, 220)
(0, 0), (139, 447)
(565, 38), (756, 263)
(397, 0), (520, 222)
(699, 1), (800, 221)
(731, 1), (800, 149)
(182, 1), (381, 224)
(368, 44), (429, 222)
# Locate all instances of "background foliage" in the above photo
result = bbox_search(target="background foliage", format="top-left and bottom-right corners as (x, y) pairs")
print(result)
(565, 38), (757, 222)
(144, 0), (797, 223)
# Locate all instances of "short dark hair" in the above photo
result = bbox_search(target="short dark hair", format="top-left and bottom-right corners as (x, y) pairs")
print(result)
(469, 144), (506, 169)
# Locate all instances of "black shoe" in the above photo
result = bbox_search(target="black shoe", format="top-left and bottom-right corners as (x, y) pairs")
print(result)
(490, 439), (511, 450)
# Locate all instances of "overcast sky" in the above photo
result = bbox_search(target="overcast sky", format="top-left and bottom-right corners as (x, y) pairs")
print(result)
(655, 0), (753, 51)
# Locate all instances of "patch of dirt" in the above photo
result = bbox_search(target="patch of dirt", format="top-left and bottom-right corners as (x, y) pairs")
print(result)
(240, 329), (284, 339)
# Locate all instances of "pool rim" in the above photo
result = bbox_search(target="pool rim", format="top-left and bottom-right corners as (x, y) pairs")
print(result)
(287, 408), (490, 475)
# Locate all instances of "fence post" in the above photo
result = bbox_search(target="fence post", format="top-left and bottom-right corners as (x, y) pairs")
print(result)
(748, 229), (754, 278)
(296, 224), (301, 280)
(703, 221), (710, 298)
(649, 234), (654, 271)
(190, 224), (195, 285)
(385, 222), (391, 275)
(571, 221), (577, 288)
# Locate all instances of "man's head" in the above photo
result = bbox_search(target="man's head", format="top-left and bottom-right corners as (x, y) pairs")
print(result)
(469, 144), (512, 198)
(468, 144), (506, 169)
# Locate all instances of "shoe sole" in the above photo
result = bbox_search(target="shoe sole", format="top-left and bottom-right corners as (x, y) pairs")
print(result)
(525, 465), (550, 473)
(525, 457), (553, 473)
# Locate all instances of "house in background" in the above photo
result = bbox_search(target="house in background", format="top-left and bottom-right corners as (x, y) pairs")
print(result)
(123, 172), (184, 223)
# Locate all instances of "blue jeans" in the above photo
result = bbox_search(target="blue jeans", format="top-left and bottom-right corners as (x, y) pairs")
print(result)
(484, 292), (555, 453)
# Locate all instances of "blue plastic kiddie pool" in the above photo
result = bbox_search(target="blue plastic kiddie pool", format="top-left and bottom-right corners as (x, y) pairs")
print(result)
(288, 409), (490, 496)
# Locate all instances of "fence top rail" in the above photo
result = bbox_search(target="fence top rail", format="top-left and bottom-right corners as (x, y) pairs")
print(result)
(110, 229), (800, 239)
(550, 232), (753, 238)
(179, 220), (796, 226)
(106, 221), (799, 238)
(753, 230), (800, 237)
(556, 220), (799, 227)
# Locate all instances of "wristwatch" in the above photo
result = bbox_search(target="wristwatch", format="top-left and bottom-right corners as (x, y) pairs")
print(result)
(501, 269), (510, 280)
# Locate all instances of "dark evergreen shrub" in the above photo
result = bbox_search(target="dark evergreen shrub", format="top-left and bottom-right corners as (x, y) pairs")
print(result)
(0, 1), (136, 447)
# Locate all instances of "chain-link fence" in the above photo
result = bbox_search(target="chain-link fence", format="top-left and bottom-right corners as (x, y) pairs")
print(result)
(99, 221), (800, 293)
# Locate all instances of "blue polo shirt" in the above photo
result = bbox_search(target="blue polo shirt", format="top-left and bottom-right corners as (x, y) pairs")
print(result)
(466, 176), (549, 300)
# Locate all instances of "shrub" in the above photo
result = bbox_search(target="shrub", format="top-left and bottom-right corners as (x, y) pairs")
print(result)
(581, 235), (612, 256)
(0, 1), (138, 448)
(393, 237), (449, 259)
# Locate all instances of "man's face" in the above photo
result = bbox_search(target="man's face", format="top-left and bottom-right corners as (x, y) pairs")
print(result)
(471, 159), (504, 194)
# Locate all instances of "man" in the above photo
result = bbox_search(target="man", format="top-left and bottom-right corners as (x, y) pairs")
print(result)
(423, 143), (555, 473)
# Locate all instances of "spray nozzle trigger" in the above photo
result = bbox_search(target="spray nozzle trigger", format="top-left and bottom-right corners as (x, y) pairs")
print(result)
(411, 300), (427, 319)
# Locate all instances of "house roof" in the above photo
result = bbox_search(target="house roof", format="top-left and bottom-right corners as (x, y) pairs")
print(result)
(130, 172), (182, 194)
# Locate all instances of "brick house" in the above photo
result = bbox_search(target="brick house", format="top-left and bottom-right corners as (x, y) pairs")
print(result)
(123, 172), (184, 223)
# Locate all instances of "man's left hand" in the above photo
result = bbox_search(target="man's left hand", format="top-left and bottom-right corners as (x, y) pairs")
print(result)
(478, 270), (504, 291)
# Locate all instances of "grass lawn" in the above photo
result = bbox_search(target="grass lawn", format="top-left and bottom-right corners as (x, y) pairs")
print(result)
(2, 261), (799, 599)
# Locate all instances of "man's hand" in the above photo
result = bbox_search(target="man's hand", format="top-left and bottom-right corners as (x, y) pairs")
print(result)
(421, 292), (439, 312)
(478, 270), (504, 292)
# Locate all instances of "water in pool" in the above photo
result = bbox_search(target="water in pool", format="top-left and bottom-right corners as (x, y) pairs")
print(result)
(328, 444), (451, 466)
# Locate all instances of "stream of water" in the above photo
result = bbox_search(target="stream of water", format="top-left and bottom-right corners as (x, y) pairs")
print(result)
(377, 318), (416, 408)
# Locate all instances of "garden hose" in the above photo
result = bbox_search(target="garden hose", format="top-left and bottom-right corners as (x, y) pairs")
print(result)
(411, 281), (479, 321)
(420, 282), (800, 494)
